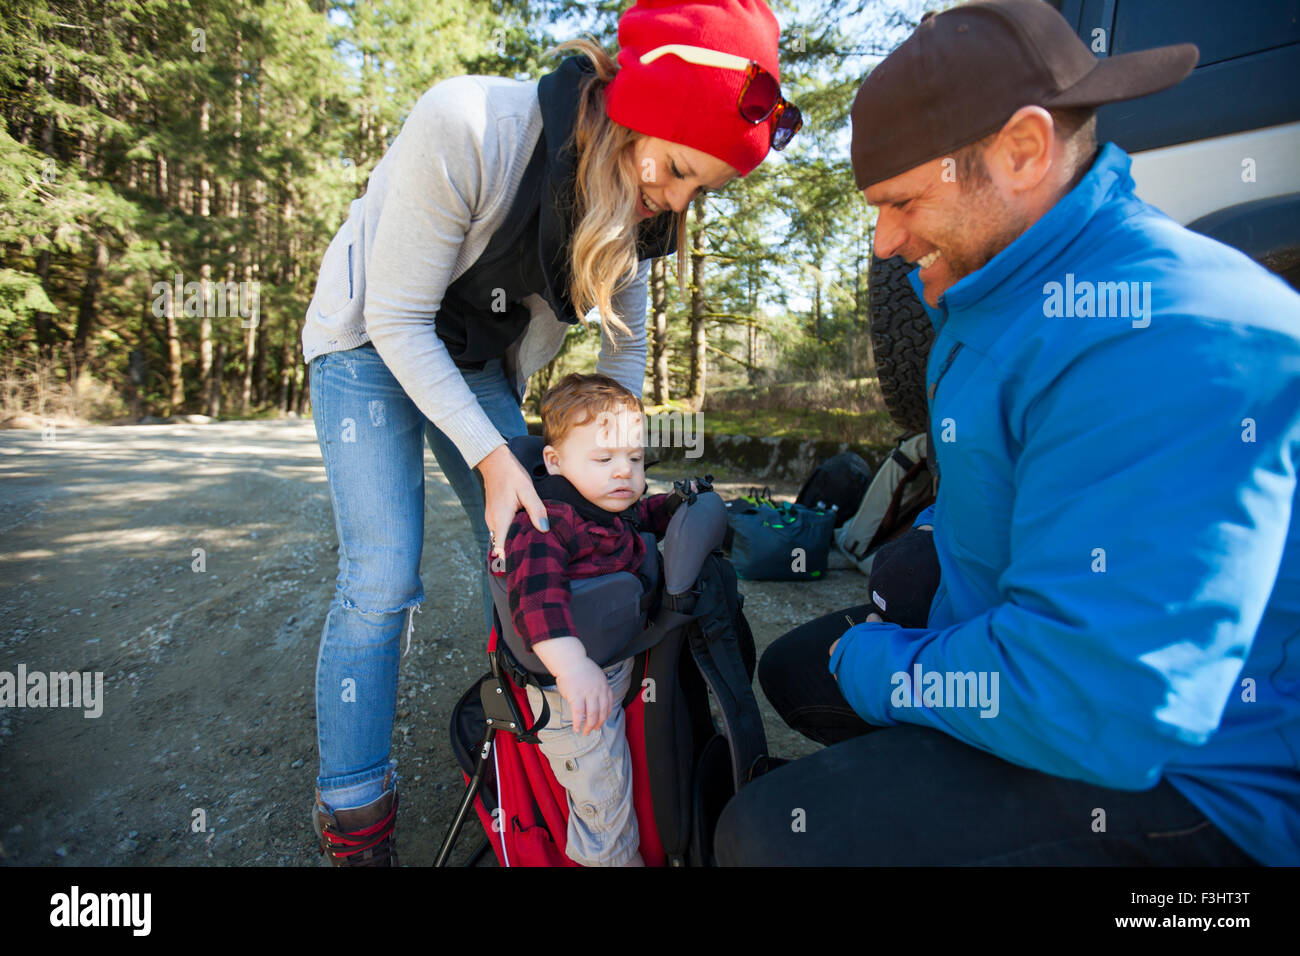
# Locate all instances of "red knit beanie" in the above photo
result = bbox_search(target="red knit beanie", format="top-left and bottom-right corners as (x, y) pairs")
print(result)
(605, 0), (783, 177)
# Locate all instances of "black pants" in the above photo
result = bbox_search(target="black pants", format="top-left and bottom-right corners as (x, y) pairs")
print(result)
(715, 603), (1258, 865)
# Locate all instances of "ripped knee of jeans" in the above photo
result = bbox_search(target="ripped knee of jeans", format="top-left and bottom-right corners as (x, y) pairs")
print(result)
(401, 603), (420, 657)
(337, 592), (422, 616)
(334, 593), (423, 657)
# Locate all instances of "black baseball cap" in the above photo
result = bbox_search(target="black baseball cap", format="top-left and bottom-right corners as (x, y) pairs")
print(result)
(850, 0), (1198, 188)
(867, 529), (941, 629)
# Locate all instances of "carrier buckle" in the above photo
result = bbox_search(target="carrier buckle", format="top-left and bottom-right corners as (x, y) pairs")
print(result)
(661, 585), (701, 615)
(480, 677), (523, 734)
(484, 654), (551, 743)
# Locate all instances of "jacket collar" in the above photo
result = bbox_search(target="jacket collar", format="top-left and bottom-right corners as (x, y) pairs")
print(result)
(534, 472), (639, 529)
(536, 55), (679, 325)
(911, 142), (1136, 352)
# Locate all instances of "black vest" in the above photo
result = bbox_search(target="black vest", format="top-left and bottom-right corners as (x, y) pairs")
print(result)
(435, 55), (679, 371)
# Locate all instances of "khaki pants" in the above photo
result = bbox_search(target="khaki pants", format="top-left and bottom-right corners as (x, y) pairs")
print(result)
(525, 658), (639, 866)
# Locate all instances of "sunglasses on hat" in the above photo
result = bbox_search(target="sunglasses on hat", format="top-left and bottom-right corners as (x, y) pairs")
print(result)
(640, 44), (803, 150)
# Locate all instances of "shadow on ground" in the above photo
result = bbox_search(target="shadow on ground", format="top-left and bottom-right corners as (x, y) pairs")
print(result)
(0, 420), (871, 866)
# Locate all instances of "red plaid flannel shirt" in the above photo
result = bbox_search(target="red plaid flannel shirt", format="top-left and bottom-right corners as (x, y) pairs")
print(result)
(499, 494), (675, 651)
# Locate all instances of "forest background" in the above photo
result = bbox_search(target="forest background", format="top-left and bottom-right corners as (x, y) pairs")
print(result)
(0, 0), (947, 447)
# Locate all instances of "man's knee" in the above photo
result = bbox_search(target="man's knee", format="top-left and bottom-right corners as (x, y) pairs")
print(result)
(715, 784), (765, 866)
(755, 634), (792, 702)
(714, 768), (812, 866)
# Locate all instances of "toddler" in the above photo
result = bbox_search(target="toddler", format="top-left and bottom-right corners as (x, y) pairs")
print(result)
(497, 373), (683, 867)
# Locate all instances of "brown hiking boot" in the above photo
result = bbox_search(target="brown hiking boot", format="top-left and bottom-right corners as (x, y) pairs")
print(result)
(314, 781), (399, 867)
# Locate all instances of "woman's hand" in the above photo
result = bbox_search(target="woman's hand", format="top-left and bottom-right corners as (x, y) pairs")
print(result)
(477, 444), (550, 560)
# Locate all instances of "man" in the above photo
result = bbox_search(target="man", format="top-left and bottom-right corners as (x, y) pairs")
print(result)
(715, 0), (1300, 865)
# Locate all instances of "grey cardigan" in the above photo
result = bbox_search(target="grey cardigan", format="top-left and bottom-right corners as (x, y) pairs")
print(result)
(301, 73), (651, 469)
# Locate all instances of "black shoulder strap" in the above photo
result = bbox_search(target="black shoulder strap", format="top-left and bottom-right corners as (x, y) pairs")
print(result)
(685, 555), (767, 791)
(865, 455), (928, 555)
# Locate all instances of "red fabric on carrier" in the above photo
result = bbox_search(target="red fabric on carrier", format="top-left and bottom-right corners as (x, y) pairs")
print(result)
(464, 629), (667, 867)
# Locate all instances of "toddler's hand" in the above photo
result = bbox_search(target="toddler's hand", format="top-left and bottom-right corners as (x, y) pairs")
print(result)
(555, 656), (614, 736)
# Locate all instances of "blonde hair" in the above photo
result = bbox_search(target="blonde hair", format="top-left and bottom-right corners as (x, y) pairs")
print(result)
(541, 373), (644, 447)
(546, 37), (689, 344)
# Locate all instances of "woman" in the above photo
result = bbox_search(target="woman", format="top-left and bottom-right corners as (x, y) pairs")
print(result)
(301, 0), (801, 865)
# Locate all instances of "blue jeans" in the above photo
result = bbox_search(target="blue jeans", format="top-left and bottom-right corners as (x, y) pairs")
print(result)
(309, 343), (526, 812)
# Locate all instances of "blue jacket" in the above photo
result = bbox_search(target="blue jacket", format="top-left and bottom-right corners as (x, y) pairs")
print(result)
(829, 143), (1300, 865)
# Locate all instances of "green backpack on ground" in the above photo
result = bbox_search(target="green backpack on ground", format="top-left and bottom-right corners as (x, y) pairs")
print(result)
(725, 491), (836, 581)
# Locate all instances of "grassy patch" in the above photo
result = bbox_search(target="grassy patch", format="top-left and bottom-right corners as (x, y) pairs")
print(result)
(217, 405), (300, 422)
(530, 405), (898, 446)
(702, 407), (899, 445)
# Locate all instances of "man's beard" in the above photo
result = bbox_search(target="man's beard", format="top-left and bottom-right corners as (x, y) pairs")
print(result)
(945, 180), (1032, 284)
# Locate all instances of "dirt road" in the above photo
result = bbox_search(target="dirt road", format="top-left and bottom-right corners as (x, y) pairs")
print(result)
(0, 420), (871, 866)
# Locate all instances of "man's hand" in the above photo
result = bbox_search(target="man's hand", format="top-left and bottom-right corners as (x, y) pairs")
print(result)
(477, 443), (549, 560)
(532, 636), (613, 735)
(829, 612), (884, 680)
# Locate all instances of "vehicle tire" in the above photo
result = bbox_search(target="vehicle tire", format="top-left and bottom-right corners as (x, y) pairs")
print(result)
(868, 252), (934, 434)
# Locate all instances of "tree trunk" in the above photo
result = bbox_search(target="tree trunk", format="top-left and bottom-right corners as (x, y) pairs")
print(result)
(296, 363), (310, 416)
(199, 264), (214, 415)
(151, 84), (181, 410)
(360, 50), (375, 171)
(73, 239), (107, 375)
(651, 257), (669, 405)
(199, 93), (215, 413)
(687, 196), (708, 411)
(210, 341), (225, 418)
(241, 268), (257, 413)
(140, 265), (165, 360)
(126, 348), (146, 419)
(76, 25), (89, 171)
(279, 330), (295, 411)
(35, 62), (57, 363)
(230, 32), (242, 219)
(241, 55), (267, 415)
(34, 250), (55, 362)
(746, 263), (758, 386)
(813, 279), (822, 341)
(225, 23), (242, 412)
(125, 25), (139, 192)
(161, 241), (184, 412)
(855, 228), (865, 329)
(254, 318), (269, 406)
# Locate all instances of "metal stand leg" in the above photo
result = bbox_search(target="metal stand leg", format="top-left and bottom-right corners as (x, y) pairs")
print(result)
(434, 728), (497, 868)
(464, 838), (491, 867)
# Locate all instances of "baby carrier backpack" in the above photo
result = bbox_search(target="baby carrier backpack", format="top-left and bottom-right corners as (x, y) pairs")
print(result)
(435, 436), (770, 867)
